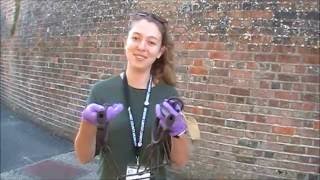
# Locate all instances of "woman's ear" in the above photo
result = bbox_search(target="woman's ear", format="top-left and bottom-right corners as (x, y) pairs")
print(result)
(157, 46), (166, 59)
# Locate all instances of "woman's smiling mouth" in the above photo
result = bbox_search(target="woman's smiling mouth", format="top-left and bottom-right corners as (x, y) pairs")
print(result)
(134, 54), (147, 60)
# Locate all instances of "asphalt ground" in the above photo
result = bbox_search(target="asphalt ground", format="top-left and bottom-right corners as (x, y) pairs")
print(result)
(0, 103), (74, 173)
(0, 103), (99, 180)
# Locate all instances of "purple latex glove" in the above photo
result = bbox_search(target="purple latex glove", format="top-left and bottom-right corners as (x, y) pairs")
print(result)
(81, 103), (123, 125)
(155, 101), (187, 137)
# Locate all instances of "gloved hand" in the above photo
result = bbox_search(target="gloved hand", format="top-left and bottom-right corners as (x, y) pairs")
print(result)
(155, 100), (187, 137)
(81, 103), (123, 125)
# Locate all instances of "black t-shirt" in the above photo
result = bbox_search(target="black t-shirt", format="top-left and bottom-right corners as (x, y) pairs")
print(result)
(87, 75), (178, 179)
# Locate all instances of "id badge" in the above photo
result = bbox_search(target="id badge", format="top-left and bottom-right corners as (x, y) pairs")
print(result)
(126, 165), (150, 180)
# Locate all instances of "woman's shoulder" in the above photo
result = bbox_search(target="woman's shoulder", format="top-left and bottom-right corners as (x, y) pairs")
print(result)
(91, 75), (122, 90)
(154, 82), (178, 96)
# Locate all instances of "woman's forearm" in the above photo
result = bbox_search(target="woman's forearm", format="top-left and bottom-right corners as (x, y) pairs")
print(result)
(170, 134), (189, 168)
(74, 120), (97, 164)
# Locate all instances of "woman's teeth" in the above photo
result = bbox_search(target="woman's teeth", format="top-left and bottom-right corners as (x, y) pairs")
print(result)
(136, 55), (145, 60)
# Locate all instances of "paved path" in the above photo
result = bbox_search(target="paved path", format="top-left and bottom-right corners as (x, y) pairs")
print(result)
(1, 151), (99, 180)
(0, 104), (99, 179)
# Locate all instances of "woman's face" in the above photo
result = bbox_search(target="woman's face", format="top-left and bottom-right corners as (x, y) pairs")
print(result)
(125, 19), (164, 72)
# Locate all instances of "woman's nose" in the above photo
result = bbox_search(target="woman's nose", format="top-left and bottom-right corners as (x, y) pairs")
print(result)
(137, 40), (147, 50)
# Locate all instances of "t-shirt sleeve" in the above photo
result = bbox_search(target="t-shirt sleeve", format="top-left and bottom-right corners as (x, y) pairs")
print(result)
(172, 87), (179, 97)
(166, 85), (179, 98)
(86, 83), (99, 105)
(85, 76), (120, 106)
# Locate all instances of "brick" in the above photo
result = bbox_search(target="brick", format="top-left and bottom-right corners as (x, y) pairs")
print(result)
(314, 121), (320, 129)
(301, 94), (320, 103)
(236, 156), (257, 164)
(268, 100), (279, 107)
(259, 81), (269, 89)
(272, 126), (295, 135)
(305, 84), (319, 92)
(189, 66), (208, 75)
(246, 62), (257, 70)
(283, 145), (305, 154)
(212, 60), (225, 68)
(244, 114), (255, 121)
(202, 113), (221, 125)
(249, 10), (273, 19)
(247, 44), (260, 51)
(271, 82), (281, 89)
(277, 55), (300, 63)
(291, 102), (316, 111)
(188, 83), (208, 91)
(292, 84), (304, 91)
(301, 75), (319, 83)
(254, 72), (275, 80)
(296, 128), (320, 138)
(256, 115), (267, 123)
(279, 100), (290, 108)
(230, 52), (253, 61)
(272, 45), (296, 53)
(278, 74), (299, 82)
(274, 91), (299, 100)
(266, 116), (283, 125)
(225, 120), (247, 129)
(238, 138), (259, 148)
(230, 88), (250, 96)
(263, 151), (275, 159)
(247, 123), (272, 133)
(208, 85), (229, 93)
(225, 78), (251, 87)
(290, 137), (301, 144)
(255, 54), (276, 62)
(295, 65), (306, 73)
(192, 59), (204, 66)
(282, 65), (296, 73)
(313, 139), (320, 146)
(309, 157), (320, 165)
(185, 42), (204, 49)
(261, 45), (272, 52)
(235, 97), (245, 104)
(210, 68), (229, 76)
(194, 93), (215, 101)
(303, 56), (320, 64)
(298, 47), (320, 54)
(306, 147), (320, 156)
(208, 51), (230, 60)
(271, 64), (281, 72)
(252, 89), (273, 99)
(260, 142), (284, 152)
(230, 69), (252, 79)
(206, 42), (228, 51)
(209, 102), (226, 110)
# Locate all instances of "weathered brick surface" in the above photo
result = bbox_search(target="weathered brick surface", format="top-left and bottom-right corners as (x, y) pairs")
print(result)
(1, 0), (319, 179)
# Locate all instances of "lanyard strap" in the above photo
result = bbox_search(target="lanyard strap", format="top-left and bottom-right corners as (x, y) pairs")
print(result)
(122, 73), (152, 160)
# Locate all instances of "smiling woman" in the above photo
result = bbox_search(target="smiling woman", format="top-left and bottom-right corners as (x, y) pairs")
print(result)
(74, 11), (189, 179)
(125, 19), (165, 85)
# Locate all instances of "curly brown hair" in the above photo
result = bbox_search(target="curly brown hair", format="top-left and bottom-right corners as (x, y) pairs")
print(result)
(128, 12), (176, 86)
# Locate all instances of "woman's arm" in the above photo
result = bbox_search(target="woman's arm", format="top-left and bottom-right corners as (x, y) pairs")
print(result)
(170, 134), (189, 168)
(74, 120), (97, 164)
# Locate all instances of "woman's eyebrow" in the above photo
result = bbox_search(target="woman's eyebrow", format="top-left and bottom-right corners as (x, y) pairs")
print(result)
(132, 32), (160, 41)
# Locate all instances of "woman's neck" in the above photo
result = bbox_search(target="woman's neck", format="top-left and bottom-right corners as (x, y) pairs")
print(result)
(125, 68), (151, 89)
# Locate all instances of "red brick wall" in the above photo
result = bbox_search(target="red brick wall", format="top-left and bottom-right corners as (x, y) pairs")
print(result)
(1, 0), (319, 179)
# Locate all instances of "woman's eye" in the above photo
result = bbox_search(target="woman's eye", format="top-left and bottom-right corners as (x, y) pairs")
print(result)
(132, 36), (139, 41)
(148, 41), (156, 45)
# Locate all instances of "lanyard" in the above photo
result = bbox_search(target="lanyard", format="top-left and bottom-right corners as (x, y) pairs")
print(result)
(122, 73), (152, 164)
